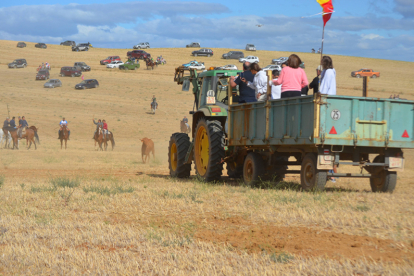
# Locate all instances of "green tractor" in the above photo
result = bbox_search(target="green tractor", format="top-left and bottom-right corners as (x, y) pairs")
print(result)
(168, 66), (241, 181)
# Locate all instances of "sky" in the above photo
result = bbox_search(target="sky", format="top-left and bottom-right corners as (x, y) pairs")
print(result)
(0, 0), (413, 61)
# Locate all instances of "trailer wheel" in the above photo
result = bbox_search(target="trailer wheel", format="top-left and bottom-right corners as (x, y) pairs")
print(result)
(168, 133), (191, 178)
(369, 155), (397, 193)
(243, 152), (265, 186)
(194, 119), (225, 181)
(300, 153), (327, 191)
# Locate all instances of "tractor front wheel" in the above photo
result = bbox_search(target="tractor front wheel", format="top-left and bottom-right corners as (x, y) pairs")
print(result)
(168, 133), (191, 178)
(194, 119), (225, 182)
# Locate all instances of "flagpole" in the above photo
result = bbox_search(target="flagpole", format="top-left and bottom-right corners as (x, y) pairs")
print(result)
(320, 25), (325, 63)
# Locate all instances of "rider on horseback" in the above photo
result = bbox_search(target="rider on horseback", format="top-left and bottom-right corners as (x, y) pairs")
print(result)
(10, 117), (16, 129)
(183, 116), (189, 128)
(17, 116), (28, 138)
(58, 117), (70, 140)
(102, 119), (108, 140)
(93, 119), (103, 139)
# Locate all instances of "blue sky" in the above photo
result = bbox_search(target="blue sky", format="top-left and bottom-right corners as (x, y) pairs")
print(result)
(1, 0), (413, 61)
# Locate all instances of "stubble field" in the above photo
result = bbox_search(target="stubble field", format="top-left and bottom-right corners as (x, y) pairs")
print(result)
(0, 40), (413, 275)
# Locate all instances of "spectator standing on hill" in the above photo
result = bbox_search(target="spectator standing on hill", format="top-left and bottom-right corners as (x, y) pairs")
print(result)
(230, 62), (256, 103)
(309, 65), (322, 94)
(269, 70), (281, 100)
(272, 54), (308, 98)
(241, 63), (268, 102)
(319, 56), (336, 95)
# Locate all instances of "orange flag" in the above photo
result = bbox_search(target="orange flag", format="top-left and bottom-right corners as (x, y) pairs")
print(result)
(317, 0), (334, 26)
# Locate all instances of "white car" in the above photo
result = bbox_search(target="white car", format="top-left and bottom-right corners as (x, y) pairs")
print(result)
(262, 64), (282, 71)
(106, 60), (124, 68)
(217, 64), (238, 70)
(133, 42), (150, 49)
(188, 63), (206, 70)
(245, 44), (256, 51)
(239, 56), (259, 63)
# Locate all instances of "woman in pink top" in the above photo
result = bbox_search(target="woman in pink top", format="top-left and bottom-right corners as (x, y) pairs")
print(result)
(272, 54), (309, 98)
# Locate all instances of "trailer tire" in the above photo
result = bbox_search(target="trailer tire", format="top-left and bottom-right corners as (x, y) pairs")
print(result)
(243, 152), (265, 186)
(300, 153), (327, 191)
(369, 156), (397, 193)
(168, 133), (191, 178)
(194, 119), (225, 182)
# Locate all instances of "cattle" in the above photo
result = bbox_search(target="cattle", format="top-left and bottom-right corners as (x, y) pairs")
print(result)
(141, 137), (155, 163)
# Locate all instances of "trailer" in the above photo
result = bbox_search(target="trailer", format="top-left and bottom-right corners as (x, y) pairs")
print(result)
(168, 67), (413, 192)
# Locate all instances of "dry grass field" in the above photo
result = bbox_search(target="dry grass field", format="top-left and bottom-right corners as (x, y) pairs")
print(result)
(0, 39), (413, 275)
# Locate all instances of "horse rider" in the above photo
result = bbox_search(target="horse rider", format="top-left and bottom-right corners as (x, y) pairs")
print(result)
(3, 117), (10, 129)
(183, 116), (189, 128)
(17, 116), (28, 138)
(102, 119), (108, 140)
(58, 117), (70, 140)
(10, 116), (16, 129)
(92, 119), (103, 139)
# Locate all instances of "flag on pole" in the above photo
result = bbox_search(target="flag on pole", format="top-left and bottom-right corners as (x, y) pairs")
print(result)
(81, 75), (84, 80)
(317, 0), (334, 26)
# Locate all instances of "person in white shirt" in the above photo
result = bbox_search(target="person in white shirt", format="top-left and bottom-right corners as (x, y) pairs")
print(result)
(319, 56), (336, 95)
(240, 63), (268, 102)
(269, 70), (282, 100)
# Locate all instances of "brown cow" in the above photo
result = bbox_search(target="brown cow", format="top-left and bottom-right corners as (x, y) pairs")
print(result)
(141, 137), (155, 163)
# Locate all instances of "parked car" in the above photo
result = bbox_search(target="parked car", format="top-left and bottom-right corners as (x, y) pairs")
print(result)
(60, 66), (82, 77)
(245, 44), (256, 51)
(106, 60), (124, 69)
(44, 79), (62, 88)
(119, 60), (140, 70)
(36, 70), (50, 80)
(222, 51), (244, 59)
(61, 40), (76, 46)
(263, 64), (282, 71)
(239, 56), (259, 63)
(188, 63), (205, 71)
(72, 43), (89, 51)
(8, 59), (27, 68)
(100, 56), (121, 65)
(74, 62), (91, 72)
(126, 50), (150, 60)
(186, 42), (200, 48)
(272, 57), (288, 65)
(182, 60), (200, 68)
(216, 64), (238, 70)
(192, 48), (213, 57)
(75, 79), (99, 89)
(351, 69), (380, 78)
(35, 43), (47, 49)
(133, 42), (150, 49)
(17, 42), (26, 48)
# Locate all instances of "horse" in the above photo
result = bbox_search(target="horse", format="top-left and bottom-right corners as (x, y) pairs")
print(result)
(59, 125), (69, 149)
(0, 129), (12, 148)
(180, 120), (191, 134)
(151, 100), (158, 114)
(141, 138), (155, 163)
(3, 127), (37, 150)
(29, 126), (40, 144)
(94, 126), (115, 151)
(145, 58), (156, 70)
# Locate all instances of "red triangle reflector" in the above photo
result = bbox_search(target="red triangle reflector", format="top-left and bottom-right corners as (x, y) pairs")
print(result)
(402, 130), (410, 138)
(329, 127), (337, 135)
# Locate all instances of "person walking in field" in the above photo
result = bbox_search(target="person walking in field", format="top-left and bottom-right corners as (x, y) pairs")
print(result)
(319, 56), (336, 95)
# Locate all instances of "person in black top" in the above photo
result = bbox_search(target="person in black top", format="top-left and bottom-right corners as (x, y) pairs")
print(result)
(230, 62), (256, 103)
(10, 117), (16, 128)
(309, 65), (322, 94)
(3, 117), (10, 128)
(18, 116), (29, 138)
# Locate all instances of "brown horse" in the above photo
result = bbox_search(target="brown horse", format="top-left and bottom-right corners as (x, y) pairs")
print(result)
(3, 126), (38, 150)
(59, 125), (69, 149)
(145, 58), (156, 70)
(94, 126), (115, 151)
(141, 137), (155, 163)
(180, 120), (191, 134)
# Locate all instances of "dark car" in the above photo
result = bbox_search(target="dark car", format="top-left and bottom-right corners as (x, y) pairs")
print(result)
(36, 70), (50, 80)
(8, 59), (27, 68)
(74, 62), (91, 71)
(17, 42), (26, 48)
(75, 79), (99, 89)
(44, 79), (62, 88)
(192, 48), (213, 57)
(72, 43), (89, 51)
(126, 50), (151, 59)
(60, 66), (82, 77)
(186, 42), (200, 48)
(35, 43), (47, 49)
(61, 40), (76, 46)
(222, 51), (244, 59)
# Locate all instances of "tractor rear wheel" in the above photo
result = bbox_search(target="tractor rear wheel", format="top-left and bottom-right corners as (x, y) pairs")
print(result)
(300, 153), (327, 191)
(194, 119), (225, 182)
(168, 133), (191, 178)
